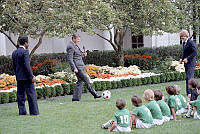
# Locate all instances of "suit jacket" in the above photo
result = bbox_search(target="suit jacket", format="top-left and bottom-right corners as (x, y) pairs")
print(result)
(66, 41), (85, 71)
(12, 47), (34, 81)
(181, 39), (197, 67)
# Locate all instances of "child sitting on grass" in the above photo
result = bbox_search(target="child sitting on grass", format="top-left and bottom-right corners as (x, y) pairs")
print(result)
(183, 78), (199, 118)
(189, 85), (200, 119)
(101, 98), (132, 132)
(131, 95), (153, 129)
(166, 85), (181, 121)
(174, 85), (188, 115)
(153, 90), (171, 122)
(143, 89), (163, 125)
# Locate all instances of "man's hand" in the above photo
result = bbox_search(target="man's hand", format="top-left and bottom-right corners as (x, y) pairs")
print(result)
(179, 59), (183, 64)
(74, 68), (78, 73)
(32, 77), (36, 83)
(183, 58), (188, 63)
(83, 52), (87, 57)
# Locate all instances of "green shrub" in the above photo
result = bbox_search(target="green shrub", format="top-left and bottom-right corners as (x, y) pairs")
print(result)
(181, 72), (186, 80)
(194, 69), (199, 78)
(117, 81), (123, 88)
(55, 86), (64, 96)
(169, 73), (175, 81)
(136, 79), (142, 86)
(121, 79), (128, 87)
(127, 79), (133, 87)
(0, 93), (1, 103)
(165, 73), (171, 82)
(61, 84), (71, 95)
(42, 87), (52, 98)
(36, 88), (43, 99)
(131, 79), (137, 86)
(160, 74), (166, 83)
(146, 77), (152, 84)
(101, 82), (107, 91)
(51, 87), (57, 97)
(93, 81), (101, 91)
(151, 76), (158, 84)
(111, 81), (117, 89)
(141, 78), (147, 85)
(1, 92), (9, 103)
(105, 81), (112, 89)
(70, 83), (75, 94)
(9, 91), (17, 102)
(83, 83), (88, 93)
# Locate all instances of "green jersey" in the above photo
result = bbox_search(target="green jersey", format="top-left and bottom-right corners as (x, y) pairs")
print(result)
(167, 95), (180, 112)
(113, 109), (131, 127)
(157, 100), (171, 117)
(132, 105), (153, 124)
(146, 100), (163, 120)
(176, 94), (187, 109)
(174, 95), (182, 111)
(165, 96), (169, 103)
(192, 96), (200, 115)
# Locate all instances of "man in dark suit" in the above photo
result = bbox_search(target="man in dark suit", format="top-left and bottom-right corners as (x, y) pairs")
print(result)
(12, 37), (39, 115)
(66, 33), (101, 101)
(179, 30), (197, 95)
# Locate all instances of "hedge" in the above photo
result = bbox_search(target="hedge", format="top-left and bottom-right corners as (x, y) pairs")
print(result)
(2, 45), (200, 74)
(0, 70), (199, 104)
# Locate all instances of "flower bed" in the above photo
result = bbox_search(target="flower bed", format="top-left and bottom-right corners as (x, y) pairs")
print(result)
(1, 63), (200, 104)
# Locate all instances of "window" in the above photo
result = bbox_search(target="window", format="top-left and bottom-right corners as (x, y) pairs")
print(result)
(132, 35), (144, 48)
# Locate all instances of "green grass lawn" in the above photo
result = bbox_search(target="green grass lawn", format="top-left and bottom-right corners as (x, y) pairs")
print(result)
(0, 80), (200, 134)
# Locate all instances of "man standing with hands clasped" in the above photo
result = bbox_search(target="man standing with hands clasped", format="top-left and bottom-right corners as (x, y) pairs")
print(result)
(66, 33), (101, 101)
(12, 37), (39, 115)
(179, 30), (197, 96)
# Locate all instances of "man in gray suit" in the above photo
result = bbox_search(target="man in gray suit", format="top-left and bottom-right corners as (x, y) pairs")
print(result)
(66, 33), (101, 101)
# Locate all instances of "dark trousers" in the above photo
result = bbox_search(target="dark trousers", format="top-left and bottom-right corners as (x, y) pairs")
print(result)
(73, 69), (98, 100)
(17, 80), (39, 115)
(185, 66), (195, 95)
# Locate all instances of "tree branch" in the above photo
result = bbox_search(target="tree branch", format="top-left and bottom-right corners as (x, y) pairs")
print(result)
(96, 33), (117, 52)
(0, 30), (17, 47)
(29, 31), (46, 59)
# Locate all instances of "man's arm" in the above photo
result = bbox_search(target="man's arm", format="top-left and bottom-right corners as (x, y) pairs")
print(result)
(66, 45), (76, 72)
(186, 41), (197, 61)
(23, 50), (34, 80)
(108, 121), (117, 132)
(12, 53), (16, 74)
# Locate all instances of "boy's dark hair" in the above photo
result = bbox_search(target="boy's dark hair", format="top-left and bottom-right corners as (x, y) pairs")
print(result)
(197, 84), (200, 90)
(131, 95), (142, 107)
(153, 90), (163, 101)
(116, 98), (126, 110)
(72, 33), (80, 40)
(166, 85), (176, 95)
(18, 36), (28, 45)
(188, 78), (198, 88)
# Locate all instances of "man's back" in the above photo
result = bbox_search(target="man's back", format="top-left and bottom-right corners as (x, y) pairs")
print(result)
(12, 47), (33, 81)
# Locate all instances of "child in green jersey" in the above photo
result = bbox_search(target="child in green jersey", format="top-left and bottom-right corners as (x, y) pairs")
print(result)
(166, 85), (181, 121)
(154, 90), (171, 122)
(143, 89), (163, 125)
(131, 95), (153, 129)
(101, 98), (132, 132)
(189, 85), (200, 119)
(174, 85), (188, 115)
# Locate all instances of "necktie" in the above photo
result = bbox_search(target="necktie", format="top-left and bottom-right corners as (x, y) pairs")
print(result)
(183, 41), (186, 49)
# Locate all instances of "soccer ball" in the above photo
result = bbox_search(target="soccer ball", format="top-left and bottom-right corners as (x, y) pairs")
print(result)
(102, 90), (111, 99)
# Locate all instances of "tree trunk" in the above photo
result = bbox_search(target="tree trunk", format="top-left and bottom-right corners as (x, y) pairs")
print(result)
(117, 50), (124, 67)
(29, 31), (45, 60)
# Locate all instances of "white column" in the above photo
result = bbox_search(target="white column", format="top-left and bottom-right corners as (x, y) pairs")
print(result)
(0, 33), (7, 56)
(103, 28), (114, 50)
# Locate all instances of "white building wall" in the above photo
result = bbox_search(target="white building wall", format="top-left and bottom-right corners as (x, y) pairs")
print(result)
(123, 29), (132, 49)
(0, 33), (7, 56)
(0, 30), (108, 56)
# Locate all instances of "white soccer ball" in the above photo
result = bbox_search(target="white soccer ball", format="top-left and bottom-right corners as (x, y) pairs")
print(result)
(102, 90), (111, 99)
